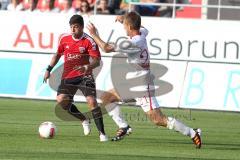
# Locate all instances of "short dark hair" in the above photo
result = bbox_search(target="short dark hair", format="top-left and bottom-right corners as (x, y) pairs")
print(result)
(69, 14), (84, 26)
(124, 11), (141, 30)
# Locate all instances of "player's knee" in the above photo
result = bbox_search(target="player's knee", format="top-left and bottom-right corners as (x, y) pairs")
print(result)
(86, 96), (97, 109)
(101, 92), (118, 104)
(100, 92), (111, 103)
(56, 95), (65, 103)
(86, 96), (96, 104)
(56, 95), (70, 109)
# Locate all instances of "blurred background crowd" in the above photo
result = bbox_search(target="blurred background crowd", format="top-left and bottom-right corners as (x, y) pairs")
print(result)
(0, 0), (190, 16)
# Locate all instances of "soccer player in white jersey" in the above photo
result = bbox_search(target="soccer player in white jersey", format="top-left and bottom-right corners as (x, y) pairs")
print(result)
(87, 11), (202, 148)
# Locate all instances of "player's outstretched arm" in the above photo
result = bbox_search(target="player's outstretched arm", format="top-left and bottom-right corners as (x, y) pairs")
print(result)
(87, 23), (115, 53)
(43, 54), (61, 83)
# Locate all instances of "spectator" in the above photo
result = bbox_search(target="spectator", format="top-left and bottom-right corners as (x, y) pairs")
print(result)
(119, 0), (139, 14)
(176, 0), (191, 11)
(178, 0), (190, 4)
(155, 0), (173, 17)
(97, 0), (110, 14)
(86, 0), (94, 9)
(134, 0), (159, 16)
(60, 0), (76, 14)
(25, 0), (40, 11)
(77, 0), (92, 16)
(156, 0), (190, 17)
(22, 0), (29, 9)
(0, 0), (11, 10)
(73, 0), (81, 12)
(7, 0), (24, 11)
(48, 0), (60, 12)
(39, 0), (59, 12)
(107, 0), (121, 14)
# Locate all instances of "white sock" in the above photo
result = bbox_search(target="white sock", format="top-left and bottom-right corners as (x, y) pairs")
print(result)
(105, 103), (128, 128)
(167, 117), (195, 138)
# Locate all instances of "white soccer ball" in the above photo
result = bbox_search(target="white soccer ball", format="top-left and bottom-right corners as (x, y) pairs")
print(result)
(38, 121), (57, 139)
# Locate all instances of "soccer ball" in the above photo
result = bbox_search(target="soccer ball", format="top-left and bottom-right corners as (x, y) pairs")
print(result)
(38, 121), (56, 139)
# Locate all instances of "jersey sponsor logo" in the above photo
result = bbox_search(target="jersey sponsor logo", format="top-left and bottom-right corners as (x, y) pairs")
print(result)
(67, 53), (81, 61)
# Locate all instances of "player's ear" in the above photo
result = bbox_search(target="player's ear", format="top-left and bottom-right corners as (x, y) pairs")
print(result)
(80, 25), (84, 30)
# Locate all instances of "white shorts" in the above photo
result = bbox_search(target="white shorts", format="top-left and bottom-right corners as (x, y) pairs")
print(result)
(135, 96), (160, 112)
(135, 91), (160, 113)
(124, 70), (160, 112)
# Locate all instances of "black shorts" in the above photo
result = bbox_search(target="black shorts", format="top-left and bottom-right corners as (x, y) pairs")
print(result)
(57, 75), (96, 100)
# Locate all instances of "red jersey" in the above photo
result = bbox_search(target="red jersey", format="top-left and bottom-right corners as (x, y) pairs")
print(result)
(57, 33), (101, 79)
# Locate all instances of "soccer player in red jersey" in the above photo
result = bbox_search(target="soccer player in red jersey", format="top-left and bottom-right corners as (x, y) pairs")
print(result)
(43, 14), (108, 142)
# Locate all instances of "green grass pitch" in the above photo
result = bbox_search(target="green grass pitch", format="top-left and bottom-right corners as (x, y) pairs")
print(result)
(0, 98), (240, 160)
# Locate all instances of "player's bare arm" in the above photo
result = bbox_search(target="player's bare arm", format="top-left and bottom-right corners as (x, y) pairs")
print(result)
(43, 53), (61, 83)
(88, 57), (101, 69)
(74, 57), (100, 73)
(87, 23), (115, 53)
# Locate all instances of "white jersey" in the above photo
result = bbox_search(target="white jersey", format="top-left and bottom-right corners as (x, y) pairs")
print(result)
(116, 27), (160, 112)
(115, 27), (150, 71)
(127, 27), (150, 71)
(122, 27), (151, 80)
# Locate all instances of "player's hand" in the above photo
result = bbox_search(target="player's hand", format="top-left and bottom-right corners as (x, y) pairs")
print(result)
(43, 71), (50, 83)
(87, 23), (98, 36)
(115, 15), (124, 23)
(73, 65), (89, 73)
